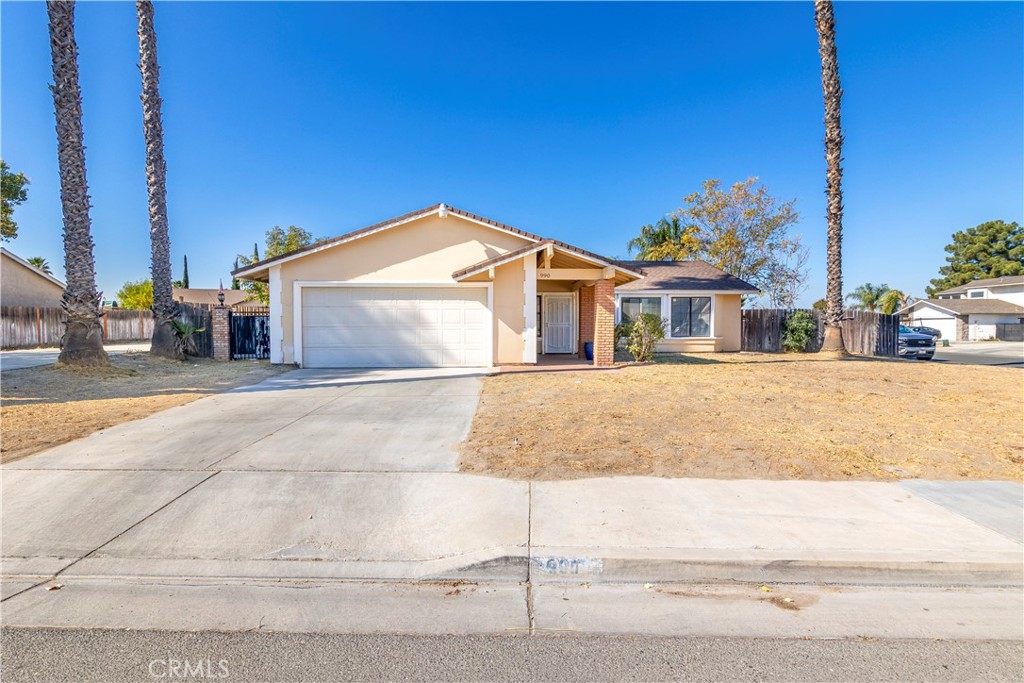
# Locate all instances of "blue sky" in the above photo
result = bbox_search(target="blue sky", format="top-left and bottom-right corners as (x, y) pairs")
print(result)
(2, 1), (1021, 305)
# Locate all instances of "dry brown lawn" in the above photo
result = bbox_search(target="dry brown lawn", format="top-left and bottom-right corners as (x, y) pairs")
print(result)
(1, 353), (290, 463)
(459, 354), (1024, 481)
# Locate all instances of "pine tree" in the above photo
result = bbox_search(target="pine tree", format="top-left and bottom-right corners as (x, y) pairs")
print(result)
(182, 254), (190, 289)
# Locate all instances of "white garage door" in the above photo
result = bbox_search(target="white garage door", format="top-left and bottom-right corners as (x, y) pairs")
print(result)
(909, 313), (956, 341)
(300, 286), (490, 368)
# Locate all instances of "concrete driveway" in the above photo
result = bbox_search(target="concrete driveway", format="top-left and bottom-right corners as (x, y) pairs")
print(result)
(2, 367), (1021, 639)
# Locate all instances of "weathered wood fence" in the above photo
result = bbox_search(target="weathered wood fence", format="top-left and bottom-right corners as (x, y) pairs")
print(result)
(995, 323), (1024, 342)
(741, 309), (899, 357)
(1, 303), (215, 355)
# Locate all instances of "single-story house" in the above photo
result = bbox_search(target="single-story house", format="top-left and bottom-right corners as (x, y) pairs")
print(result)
(173, 287), (254, 308)
(232, 203), (756, 368)
(900, 298), (1024, 341)
(615, 260), (759, 353)
(933, 275), (1024, 308)
(0, 248), (65, 308)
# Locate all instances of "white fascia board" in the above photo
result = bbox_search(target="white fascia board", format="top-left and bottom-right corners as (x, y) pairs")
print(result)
(615, 289), (754, 297)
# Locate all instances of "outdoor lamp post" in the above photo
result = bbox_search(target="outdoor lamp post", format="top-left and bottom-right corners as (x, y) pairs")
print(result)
(217, 280), (225, 305)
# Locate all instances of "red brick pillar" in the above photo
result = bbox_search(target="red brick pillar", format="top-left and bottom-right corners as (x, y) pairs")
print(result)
(212, 306), (231, 361)
(578, 285), (595, 359)
(593, 279), (615, 367)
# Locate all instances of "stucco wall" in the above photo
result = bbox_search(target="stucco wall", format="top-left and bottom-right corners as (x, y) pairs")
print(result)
(0, 253), (64, 308)
(714, 294), (742, 351)
(275, 214), (532, 364)
(492, 258), (526, 364)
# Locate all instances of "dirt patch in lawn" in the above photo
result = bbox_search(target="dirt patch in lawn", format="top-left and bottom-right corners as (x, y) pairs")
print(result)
(1, 353), (290, 463)
(459, 354), (1024, 481)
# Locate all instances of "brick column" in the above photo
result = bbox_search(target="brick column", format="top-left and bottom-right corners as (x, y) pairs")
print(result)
(212, 306), (231, 361)
(578, 285), (595, 359)
(593, 279), (615, 367)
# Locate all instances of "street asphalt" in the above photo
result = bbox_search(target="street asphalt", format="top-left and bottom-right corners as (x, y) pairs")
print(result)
(2, 629), (1022, 683)
(0, 341), (151, 371)
(931, 340), (1024, 367)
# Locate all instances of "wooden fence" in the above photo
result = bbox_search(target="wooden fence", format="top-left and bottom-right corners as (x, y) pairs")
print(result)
(741, 308), (899, 357)
(2, 303), (215, 354)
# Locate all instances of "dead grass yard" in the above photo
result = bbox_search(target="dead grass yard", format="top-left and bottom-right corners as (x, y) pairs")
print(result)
(459, 354), (1024, 481)
(1, 353), (290, 463)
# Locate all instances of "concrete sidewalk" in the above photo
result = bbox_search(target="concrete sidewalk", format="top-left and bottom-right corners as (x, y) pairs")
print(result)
(1, 367), (1021, 637)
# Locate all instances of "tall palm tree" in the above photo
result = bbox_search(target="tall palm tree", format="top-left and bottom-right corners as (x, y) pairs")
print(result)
(136, 0), (181, 359)
(47, 0), (108, 366)
(815, 0), (847, 354)
(845, 283), (890, 312)
(27, 256), (52, 274)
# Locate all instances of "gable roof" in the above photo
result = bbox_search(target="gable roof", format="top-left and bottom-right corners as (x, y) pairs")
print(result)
(903, 298), (1024, 316)
(452, 239), (644, 281)
(935, 275), (1024, 295)
(614, 260), (760, 293)
(0, 247), (66, 289)
(232, 203), (543, 279)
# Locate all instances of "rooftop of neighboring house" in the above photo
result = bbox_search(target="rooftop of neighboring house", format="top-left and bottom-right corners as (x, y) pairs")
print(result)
(935, 275), (1024, 297)
(615, 260), (760, 293)
(908, 298), (1024, 316)
(172, 287), (256, 308)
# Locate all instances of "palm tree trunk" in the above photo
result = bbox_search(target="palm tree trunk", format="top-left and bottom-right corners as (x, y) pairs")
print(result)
(47, 0), (108, 367)
(136, 0), (181, 359)
(815, 0), (847, 354)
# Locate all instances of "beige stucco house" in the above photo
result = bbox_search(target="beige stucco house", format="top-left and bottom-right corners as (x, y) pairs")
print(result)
(1, 248), (65, 308)
(233, 204), (755, 368)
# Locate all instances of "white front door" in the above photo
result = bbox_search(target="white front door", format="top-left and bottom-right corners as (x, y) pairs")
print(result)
(543, 294), (574, 354)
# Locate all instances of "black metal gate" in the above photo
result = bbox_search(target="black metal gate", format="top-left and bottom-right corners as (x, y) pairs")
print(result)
(230, 307), (270, 360)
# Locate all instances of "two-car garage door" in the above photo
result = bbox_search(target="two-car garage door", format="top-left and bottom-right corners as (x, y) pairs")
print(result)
(300, 286), (490, 368)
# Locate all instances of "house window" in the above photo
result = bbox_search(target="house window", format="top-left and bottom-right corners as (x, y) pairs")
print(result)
(620, 297), (661, 323)
(968, 290), (985, 298)
(670, 297), (712, 337)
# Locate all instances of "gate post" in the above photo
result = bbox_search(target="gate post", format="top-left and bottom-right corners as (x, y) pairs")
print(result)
(212, 306), (231, 361)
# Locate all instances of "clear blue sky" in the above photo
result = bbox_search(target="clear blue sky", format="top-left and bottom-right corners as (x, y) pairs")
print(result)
(2, 1), (1021, 305)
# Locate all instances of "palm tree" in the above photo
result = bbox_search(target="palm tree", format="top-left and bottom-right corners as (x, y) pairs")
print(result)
(845, 283), (890, 312)
(626, 216), (695, 261)
(47, 1), (108, 366)
(878, 288), (909, 315)
(815, 0), (847, 354)
(136, 0), (181, 359)
(27, 256), (52, 274)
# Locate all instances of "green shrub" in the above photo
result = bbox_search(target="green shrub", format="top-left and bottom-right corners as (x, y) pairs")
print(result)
(171, 319), (206, 357)
(626, 313), (666, 362)
(782, 310), (816, 352)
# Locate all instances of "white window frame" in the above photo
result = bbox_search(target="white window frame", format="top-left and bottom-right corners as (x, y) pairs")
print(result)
(292, 281), (494, 369)
(618, 295), (663, 323)
(668, 295), (713, 339)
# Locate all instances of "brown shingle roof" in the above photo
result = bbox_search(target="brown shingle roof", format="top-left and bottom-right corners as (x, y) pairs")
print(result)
(912, 298), (1024, 315)
(615, 260), (759, 292)
(935, 275), (1024, 295)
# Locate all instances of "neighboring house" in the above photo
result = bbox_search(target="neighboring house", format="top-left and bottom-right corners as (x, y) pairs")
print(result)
(173, 287), (254, 308)
(933, 275), (1024, 307)
(614, 260), (759, 353)
(0, 247), (65, 308)
(900, 298), (1024, 341)
(235, 203), (644, 368)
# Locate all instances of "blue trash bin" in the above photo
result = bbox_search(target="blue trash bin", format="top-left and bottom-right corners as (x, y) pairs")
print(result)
(584, 342), (594, 361)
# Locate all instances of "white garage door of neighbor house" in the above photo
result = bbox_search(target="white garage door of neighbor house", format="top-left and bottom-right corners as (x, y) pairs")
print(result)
(301, 286), (490, 368)
(910, 314), (956, 341)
